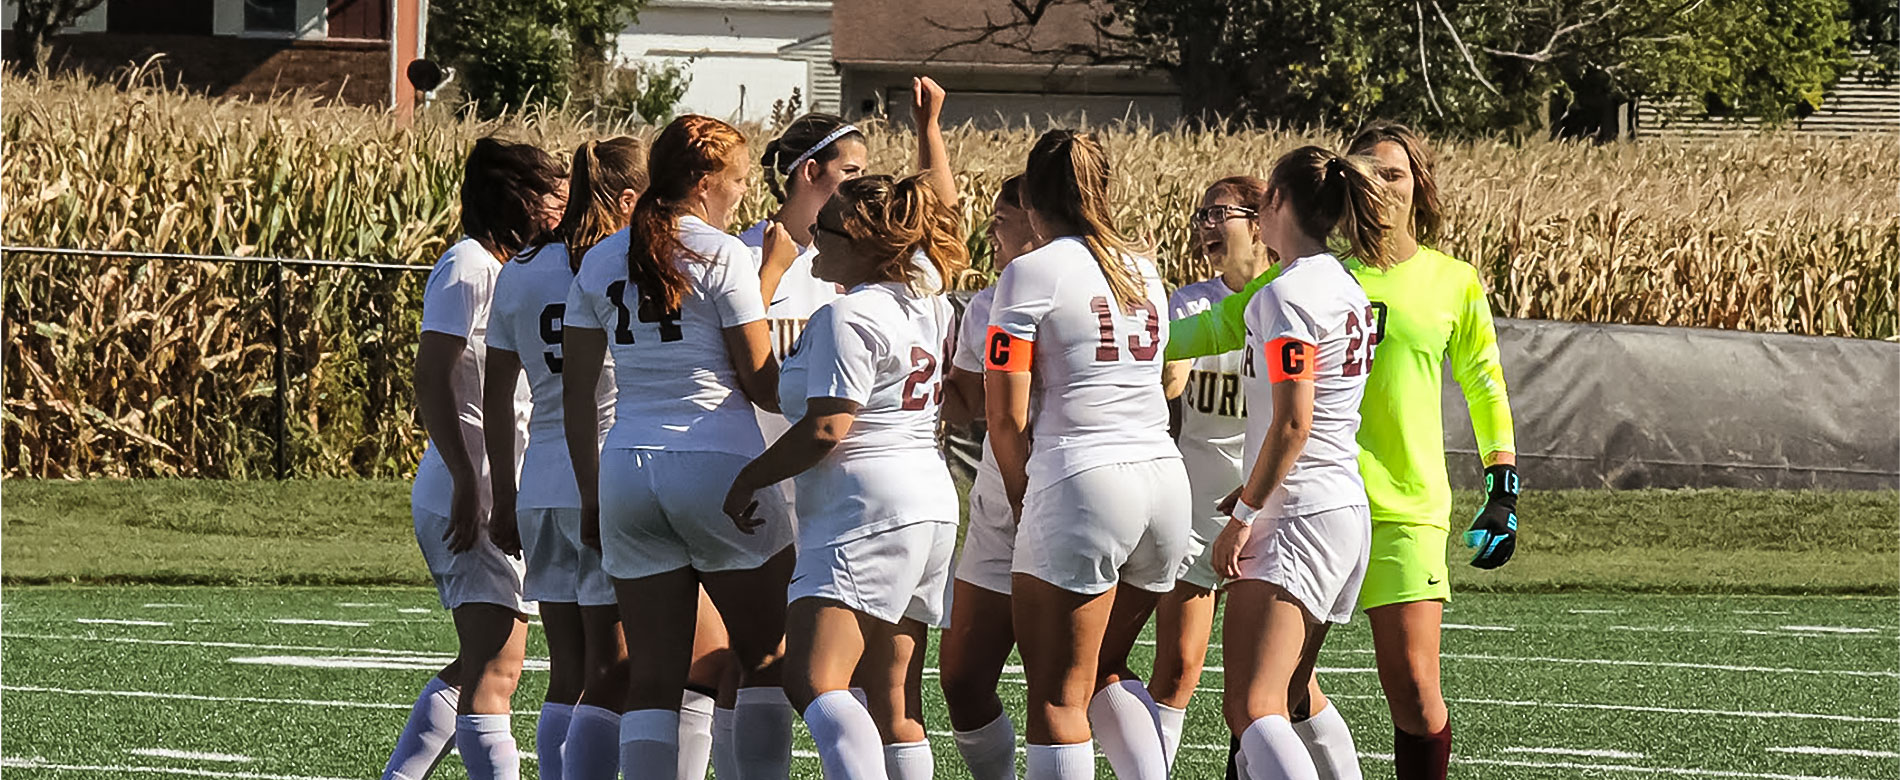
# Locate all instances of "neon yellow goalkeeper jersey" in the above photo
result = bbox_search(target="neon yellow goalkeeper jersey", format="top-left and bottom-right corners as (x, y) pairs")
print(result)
(1168, 247), (1515, 529)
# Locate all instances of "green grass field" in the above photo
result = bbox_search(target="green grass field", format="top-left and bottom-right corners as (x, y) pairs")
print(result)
(2, 480), (1897, 779)
(6, 480), (1897, 593)
(2, 587), (1895, 779)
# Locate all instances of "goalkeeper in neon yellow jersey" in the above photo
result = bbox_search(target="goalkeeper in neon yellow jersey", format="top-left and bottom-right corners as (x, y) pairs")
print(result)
(1170, 121), (1517, 780)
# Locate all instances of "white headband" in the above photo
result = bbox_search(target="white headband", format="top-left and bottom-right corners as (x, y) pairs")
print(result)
(786, 124), (860, 174)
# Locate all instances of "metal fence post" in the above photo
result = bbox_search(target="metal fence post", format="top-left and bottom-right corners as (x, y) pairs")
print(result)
(271, 259), (289, 480)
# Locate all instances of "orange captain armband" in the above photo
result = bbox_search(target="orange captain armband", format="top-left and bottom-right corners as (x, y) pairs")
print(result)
(1265, 338), (1318, 382)
(985, 326), (1034, 372)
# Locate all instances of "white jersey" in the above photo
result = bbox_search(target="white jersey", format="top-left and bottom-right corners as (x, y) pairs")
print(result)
(1169, 277), (1249, 511)
(1241, 252), (1374, 516)
(988, 236), (1178, 488)
(565, 216), (770, 456)
(951, 287), (1005, 489)
(413, 237), (531, 517)
(780, 281), (957, 541)
(488, 243), (616, 510)
(740, 219), (842, 444)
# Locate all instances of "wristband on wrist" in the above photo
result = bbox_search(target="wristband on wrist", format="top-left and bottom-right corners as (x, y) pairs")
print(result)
(1230, 498), (1267, 527)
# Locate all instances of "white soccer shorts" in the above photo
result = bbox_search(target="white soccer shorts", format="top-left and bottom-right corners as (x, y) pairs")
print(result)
(413, 508), (530, 613)
(597, 449), (795, 580)
(520, 507), (616, 607)
(790, 520), (957, 625)
(953, 475), (1017, 595)
(1231, 504), (1371, 624)
(1012, 458), (1193, 596)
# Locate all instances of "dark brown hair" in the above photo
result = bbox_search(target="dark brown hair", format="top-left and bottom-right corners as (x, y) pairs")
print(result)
(1347, 120), (1442, 245)
(760, 113), (865, 203)
(1266, 146), (1400, 270)
(821, 173), (969, 293)
(996, 173), (1025, 209)
(460, 137), (565, 258)
(1022, 130), (1147, 309)
(625, 116), (747, 312)
(553, 136), (648, 265)
(1204, 175), (1269, 212)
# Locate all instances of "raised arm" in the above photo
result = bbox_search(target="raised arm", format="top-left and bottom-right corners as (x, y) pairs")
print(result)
(912, 76), (957, 209)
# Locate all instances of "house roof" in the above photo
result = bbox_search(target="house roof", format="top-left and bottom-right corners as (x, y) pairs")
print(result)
(831, 0), (1133, 69)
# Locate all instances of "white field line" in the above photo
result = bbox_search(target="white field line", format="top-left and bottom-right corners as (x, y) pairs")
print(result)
(1448, 755), (1879, 780)
(128, 749), (253, 763)
(1, 758), (354, 780)
(1321, 693), (1898, 725)
(268, 619), (370, 627)
(1567, 609), (1624, 614)
(1611, 625), (1896, 638)
(1767, 746), (1900, 759)
(1776, 625), (1882, 635)
(397, 608), (432, 614)
(3, 685), (546, 716)
(13, 630), (1892, 682)
(75, 618), (172, 627)
(228, 654), (551, 672)
(1734, 610), (1793, 615)
(335, 603), (390, 608)
(142, 604), (195, 609)
(1502, 746), (1647, 759)
(1440, 623), (1516, 631)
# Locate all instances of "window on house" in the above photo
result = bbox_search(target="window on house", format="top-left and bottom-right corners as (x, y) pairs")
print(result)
(244, 0), (299, 33)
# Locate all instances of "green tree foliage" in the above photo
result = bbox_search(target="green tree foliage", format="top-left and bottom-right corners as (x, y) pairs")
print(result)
(972, 0), (1857, 137)
(428, 0), (689, 121)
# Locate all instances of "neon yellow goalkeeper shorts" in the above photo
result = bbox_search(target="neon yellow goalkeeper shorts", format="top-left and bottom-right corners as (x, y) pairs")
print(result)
(1358, 521), (1452, 611)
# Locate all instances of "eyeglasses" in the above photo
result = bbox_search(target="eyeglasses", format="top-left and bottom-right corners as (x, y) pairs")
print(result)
(1192, 204), (1258, 227)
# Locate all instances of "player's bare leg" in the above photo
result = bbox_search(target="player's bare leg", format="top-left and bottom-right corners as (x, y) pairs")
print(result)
(1149, 581), (1218, 766)
(1095, 582), (1168, 780)
(783, 598), (881, 778)
(699, 546), (797, 780)
(859, 616), (934, 780)
(1368, 599), (1449, 780)
(563, 605), (628, 780)
(1013, 573), (1114, 779)
(940, 580), (1019, 779)
(611, 567), (700, 778)
(450, 603), (531, 780)
(534, 601), (585, 779)
(1223, 580), (1326, 780)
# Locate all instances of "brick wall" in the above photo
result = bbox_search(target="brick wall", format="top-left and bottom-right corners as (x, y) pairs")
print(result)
(9, 32), (388, 107)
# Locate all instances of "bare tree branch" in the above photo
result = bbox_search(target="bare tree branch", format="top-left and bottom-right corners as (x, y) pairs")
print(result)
(1432, 0), (1503, 96)
(1416, 0), (1445, 117)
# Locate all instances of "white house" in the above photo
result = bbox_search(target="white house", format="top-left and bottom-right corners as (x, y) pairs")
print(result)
(617, 0), (836, 122)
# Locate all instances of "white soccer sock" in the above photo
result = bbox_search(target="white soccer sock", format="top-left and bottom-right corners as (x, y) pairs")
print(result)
(1239, 715), (1319, 780)
(1024, 743), (1093, 780)
(802, 690), (888, 780)
(711, 706), (738, 780)
(680, 690), (717, 780)
(1086, 680), (1167, 780)
(536, 703), (573, 780)
(732, 686), (795, 780)
(884, 740), (934, 780)
(952, 713), (1018, 780)
(1292, 704), (1362, 780)
(1155, 703), (1186, 770)
(562, 704), (621, 780)
(454, 713), (520, 780)
(382, 677), (460, 780)
(620, 709), (680, 780)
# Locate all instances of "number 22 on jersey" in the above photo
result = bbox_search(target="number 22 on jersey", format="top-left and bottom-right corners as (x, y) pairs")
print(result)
(1243, 304), (1382, 380)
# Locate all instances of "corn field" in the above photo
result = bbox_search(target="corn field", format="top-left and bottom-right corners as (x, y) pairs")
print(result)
(4, 71), (1896, 478)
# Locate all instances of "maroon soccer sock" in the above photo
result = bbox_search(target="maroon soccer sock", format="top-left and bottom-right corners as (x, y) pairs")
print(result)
(1393, 722), (1451, 780)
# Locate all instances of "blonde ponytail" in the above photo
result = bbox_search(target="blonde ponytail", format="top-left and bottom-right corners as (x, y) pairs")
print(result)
(1023, 130), (1148, 310)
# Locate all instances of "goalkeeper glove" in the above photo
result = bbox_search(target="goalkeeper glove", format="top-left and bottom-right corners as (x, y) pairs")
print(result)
(1463, 463), (1519, 569)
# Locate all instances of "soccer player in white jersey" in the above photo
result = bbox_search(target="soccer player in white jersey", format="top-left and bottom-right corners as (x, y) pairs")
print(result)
(484, 136), (660, 780)
(986, 130), (1192, 780)
(1208, 147), (1398, 780)
(722, 172), (968, 780)
(560, 115), (799, 780)
(384, 138), (564, 780)
(937, 173), (1039, 780)
(1149, 175), (1274, 767)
